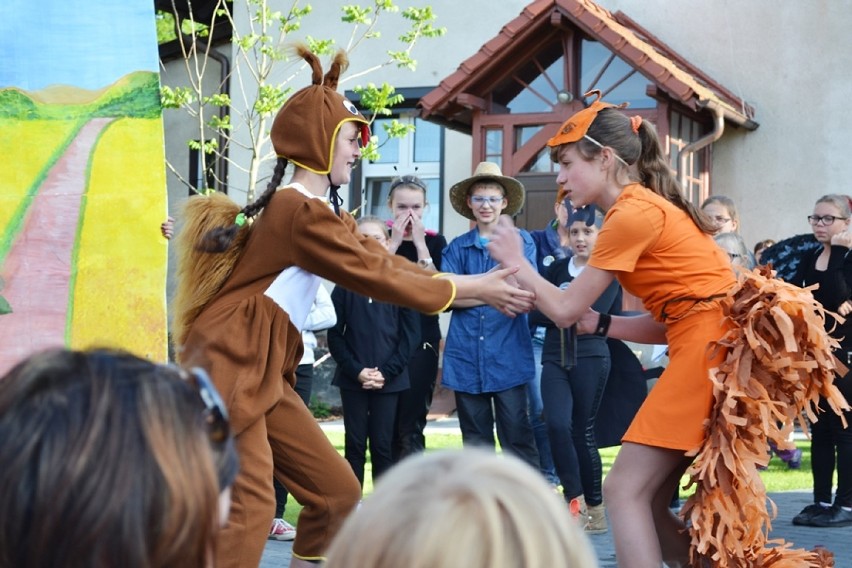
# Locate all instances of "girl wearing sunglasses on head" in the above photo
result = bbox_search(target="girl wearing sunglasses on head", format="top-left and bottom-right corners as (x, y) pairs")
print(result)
(0, 348), (238, 568)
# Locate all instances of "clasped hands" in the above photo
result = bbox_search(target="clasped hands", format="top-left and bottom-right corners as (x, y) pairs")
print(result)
(358, 367), (385, 390)
(483, 216), (538, 317)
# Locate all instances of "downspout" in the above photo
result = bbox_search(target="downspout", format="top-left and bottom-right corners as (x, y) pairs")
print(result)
(678, 103), (724, 195)
(178, 27), (232, 193)
(207, 48), (230, 193)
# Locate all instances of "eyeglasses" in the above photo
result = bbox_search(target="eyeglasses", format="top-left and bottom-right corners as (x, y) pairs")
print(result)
(808, 215), (848, 226)
(470, 195), (504, 207)
(710, 215), (732, 224)
(182, 367), (230, 445)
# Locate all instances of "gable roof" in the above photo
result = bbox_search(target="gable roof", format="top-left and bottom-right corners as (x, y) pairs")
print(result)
(420, 0), (758, 132)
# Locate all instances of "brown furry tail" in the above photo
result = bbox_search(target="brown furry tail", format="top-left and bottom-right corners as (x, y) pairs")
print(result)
(172, 192), (249, 352)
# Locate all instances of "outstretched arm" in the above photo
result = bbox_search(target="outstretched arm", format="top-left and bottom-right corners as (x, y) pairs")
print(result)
(488, 216), (611, 326)
(443, 267), (536, 317)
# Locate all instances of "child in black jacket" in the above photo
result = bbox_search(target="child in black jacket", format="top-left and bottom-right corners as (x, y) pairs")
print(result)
(528, 204), (621, 533)
(328, 217), (420, 487)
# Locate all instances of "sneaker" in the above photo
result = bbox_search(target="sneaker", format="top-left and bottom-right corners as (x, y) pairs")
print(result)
(792, 503), (830, 526)
(585, 503), (608, 534)
(269, 518), (296, 541)
(568, 495), (587, 520)
(785, 448), (803, 470)
(808, 505), (852, 528)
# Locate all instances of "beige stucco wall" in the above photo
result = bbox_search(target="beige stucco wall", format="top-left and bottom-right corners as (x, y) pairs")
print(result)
(600, 0), (850, 247)
(162, 0), (852, 253)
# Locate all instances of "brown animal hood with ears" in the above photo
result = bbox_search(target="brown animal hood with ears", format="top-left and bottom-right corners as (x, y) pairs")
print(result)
(270, 44), (370, 175)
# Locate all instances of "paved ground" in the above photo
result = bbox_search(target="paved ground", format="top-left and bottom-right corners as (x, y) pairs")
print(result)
(260, 419), (852, 567)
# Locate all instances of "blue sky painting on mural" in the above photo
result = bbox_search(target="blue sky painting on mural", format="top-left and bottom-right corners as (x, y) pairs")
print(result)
(0, 0), (159, 90)
(0, 0), (168, 375)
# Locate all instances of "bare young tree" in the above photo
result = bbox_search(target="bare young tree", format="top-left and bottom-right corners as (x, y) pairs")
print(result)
(159, 0), (445, 201)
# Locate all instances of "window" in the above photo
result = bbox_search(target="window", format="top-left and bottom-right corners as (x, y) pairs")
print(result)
(669, 112), (709, 206)
(580, 39), (655, 108)
(484, 128), (503, 167)
(357, 114), (443, 232)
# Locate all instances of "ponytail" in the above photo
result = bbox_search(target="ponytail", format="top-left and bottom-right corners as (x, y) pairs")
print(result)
(635, 122), (716, 234)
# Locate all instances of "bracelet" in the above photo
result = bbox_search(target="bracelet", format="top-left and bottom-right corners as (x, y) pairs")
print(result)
(417, 257), (433, 268)
(594, 313), (611, 337)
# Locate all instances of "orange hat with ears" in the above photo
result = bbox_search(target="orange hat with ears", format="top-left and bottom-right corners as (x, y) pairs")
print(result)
(270, 44), (370, 174)
(547, 90), (628, 148)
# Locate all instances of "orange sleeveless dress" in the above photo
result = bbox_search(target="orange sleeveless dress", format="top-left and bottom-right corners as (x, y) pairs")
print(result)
(588, 184), (736, 451)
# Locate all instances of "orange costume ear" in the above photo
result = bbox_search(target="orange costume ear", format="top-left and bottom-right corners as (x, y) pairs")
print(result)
(547, 90), (628, 148)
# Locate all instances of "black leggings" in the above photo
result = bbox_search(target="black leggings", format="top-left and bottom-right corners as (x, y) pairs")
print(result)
(393, 340), (439, 460)
(541, 355), (610, 505)
(811, 372), (852, 507)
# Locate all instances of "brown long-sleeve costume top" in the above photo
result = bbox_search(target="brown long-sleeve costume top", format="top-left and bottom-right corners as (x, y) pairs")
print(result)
(181, 183), (455, 434)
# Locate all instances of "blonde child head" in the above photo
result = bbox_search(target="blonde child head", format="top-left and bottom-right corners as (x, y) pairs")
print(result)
(325, 449), (599, 568)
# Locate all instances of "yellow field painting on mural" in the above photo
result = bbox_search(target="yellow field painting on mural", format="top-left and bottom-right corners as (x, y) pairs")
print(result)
(70, 117), (168, 362)
(0, 119), (81, 232)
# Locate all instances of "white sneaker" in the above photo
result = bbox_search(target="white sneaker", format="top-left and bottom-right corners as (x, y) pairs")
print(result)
(269, 518), (296, 541)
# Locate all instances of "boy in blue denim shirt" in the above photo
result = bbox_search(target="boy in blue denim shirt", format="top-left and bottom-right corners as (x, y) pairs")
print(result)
(442, 162), (539, 468)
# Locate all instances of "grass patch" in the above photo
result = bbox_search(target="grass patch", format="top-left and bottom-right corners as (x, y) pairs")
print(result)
(280, 429), (814, 526)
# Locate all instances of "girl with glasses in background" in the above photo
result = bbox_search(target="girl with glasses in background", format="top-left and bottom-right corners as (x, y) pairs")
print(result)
(789, 194), (852, 528)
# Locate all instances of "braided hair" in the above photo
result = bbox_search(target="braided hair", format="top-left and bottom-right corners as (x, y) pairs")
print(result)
(197, 158), (289, 253)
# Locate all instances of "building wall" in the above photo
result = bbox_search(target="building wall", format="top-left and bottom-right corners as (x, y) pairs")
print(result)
(600, 0), (850, 247)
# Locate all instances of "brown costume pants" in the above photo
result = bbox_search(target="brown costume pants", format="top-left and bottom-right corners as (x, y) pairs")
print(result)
(216, 383), (361, 567)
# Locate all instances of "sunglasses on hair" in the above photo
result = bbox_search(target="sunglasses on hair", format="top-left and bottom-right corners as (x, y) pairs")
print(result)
(389, 175), (427, 192)
(182, 367), (230, 446)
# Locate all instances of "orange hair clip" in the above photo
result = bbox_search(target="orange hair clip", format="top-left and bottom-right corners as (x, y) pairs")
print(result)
(630, 115), (642, 134)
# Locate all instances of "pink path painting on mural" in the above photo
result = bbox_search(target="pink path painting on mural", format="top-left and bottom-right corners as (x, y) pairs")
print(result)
(0, 118), (114, 375)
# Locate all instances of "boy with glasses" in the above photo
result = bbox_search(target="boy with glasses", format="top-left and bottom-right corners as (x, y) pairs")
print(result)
(440, 162), (540, 469)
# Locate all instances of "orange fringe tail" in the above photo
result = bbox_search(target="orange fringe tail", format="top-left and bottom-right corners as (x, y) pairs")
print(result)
(683, 265), (849, 567)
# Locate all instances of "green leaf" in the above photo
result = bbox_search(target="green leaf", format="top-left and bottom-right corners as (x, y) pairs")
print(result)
(306, 36), (335, 56)
(341, 5), (372, 25)
(160, 86), (194, 108)
(0, 296), (11, 315)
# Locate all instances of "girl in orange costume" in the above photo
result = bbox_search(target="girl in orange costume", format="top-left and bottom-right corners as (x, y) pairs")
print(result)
(489, 91), (736, 567)
(173, 46), (533, 568)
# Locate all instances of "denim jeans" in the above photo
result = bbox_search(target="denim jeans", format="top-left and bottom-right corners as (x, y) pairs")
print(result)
(454, 384), (540, 470)
(528, 341), (559, 484)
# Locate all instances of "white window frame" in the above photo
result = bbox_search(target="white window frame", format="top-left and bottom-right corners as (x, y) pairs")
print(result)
(357, 113), (442, 232)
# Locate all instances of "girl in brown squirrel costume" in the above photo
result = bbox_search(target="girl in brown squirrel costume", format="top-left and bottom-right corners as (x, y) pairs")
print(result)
(172, 45), (534, 568)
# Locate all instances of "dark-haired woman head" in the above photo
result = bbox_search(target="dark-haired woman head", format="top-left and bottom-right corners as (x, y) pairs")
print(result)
(0, 348), (238, 568)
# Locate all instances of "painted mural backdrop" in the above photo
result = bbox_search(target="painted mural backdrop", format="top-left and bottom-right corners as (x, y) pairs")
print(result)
(0, 0), (168, 374)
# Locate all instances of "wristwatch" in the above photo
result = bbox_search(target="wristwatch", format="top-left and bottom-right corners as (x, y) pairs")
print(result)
(417, 257), (433, 268)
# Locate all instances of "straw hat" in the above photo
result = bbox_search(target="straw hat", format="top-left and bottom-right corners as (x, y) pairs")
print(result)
(449, 162), (525, 220)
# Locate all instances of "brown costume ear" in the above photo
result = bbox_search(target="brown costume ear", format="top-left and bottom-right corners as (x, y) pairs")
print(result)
(294, 42), (323, 85)
(270, 44), (367, 174)
(323, 49), (349, 90)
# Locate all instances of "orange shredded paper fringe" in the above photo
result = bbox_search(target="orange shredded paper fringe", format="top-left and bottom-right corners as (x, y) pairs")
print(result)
(682, 265), (850, 567)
